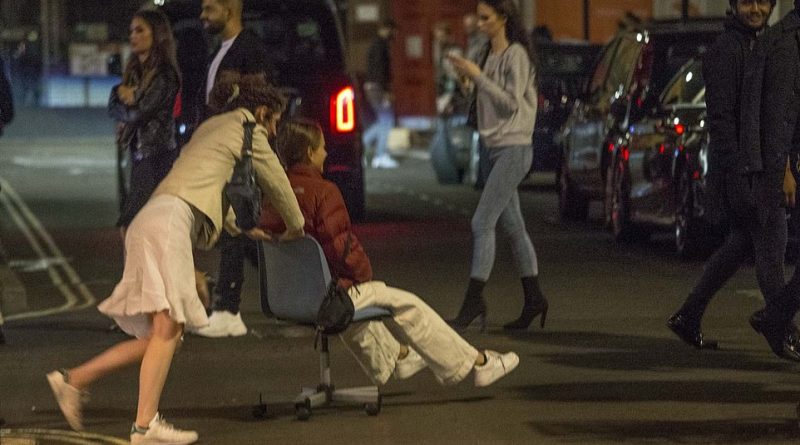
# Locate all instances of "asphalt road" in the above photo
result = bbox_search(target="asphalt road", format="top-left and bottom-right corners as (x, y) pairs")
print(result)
(1, 109), (800, 444)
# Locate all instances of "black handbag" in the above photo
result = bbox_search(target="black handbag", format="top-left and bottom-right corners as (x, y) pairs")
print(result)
(315, 280), (355, 336)
(225, 119), (260, 231)
(314, 234), (355, 339)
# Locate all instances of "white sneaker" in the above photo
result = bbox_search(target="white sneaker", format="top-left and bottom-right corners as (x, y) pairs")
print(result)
(191, 311), (247, 338)
(46, 370), (88, 431)
(473, 350), (519, 387)
(371, 155), (399, 169)
(393, 348), (427, 380)
(130, 413), (198, 445)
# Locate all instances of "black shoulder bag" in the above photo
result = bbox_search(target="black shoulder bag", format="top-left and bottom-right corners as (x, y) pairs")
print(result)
(315, 234), (355, 342)
(225, 119), (260, 231)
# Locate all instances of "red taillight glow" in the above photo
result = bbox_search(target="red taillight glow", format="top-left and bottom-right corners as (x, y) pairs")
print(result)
(331, 86), (355, 133)
(674, 123), (685, 135)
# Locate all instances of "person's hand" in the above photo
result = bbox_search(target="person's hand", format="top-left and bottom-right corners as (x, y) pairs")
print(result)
(278, 227), (304, 242)
(244, 227), (273, 241)
(447, 53), (481, 80)
(118, 85), (137, 105)
(784, 165), (797, 208)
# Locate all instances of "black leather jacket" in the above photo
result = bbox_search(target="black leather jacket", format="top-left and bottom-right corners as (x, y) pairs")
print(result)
(109, 67), (179, 158)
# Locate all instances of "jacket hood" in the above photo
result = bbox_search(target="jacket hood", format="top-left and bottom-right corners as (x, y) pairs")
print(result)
(724, 14), (762, 36)
(785, 9), (800, 32)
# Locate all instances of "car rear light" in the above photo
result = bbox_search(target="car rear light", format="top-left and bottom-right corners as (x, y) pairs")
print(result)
(674, 123), (685, 135)
(331, 86), (355, 133)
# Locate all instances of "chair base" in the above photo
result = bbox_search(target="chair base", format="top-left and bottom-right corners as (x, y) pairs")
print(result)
(294, 384), (381, 420)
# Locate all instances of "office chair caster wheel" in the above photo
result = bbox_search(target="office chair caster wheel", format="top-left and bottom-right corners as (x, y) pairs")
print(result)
(365, 396), (381, 416)
(252, 393), (268, 419)
(295, 400), (311, 421)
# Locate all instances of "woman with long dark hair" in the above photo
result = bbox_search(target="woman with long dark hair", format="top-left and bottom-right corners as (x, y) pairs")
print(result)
(447, 0), (547, 332)
(110, 9), (181, 240)
(46, 72), (304, 444)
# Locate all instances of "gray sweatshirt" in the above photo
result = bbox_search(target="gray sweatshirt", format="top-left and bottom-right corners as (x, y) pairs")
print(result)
(475, 42), (537, 148)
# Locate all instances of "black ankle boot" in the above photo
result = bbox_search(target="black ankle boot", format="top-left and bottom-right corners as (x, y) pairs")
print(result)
(448, 279), (487, 332)
(504, 276), (548, 331)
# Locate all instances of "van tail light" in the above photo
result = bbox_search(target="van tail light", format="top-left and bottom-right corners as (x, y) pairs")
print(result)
(331, 86), (355, 134)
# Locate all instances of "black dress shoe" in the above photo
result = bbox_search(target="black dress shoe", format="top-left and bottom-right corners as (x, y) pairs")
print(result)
(749, 311), (800, 362)
(667, 313), (718, 350)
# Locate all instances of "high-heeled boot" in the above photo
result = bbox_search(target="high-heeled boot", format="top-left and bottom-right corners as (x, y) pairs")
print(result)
(448, 278), (487, 332)
(504, 276), (548, 331)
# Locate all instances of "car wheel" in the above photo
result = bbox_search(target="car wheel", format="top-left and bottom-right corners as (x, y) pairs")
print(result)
(557, 157), (588, 221)
(675, 168), (709, 259)
(610, 155), (642, 242)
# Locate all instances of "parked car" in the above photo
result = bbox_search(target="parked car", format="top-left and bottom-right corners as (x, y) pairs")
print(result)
(120, 0), (366, 220)
(607, 58), (715, 256)
(533, 40), (601, 173)
(557, 18), (724, 223)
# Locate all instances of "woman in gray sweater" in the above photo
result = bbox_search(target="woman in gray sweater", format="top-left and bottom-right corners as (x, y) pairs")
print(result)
(447, 0), (547, 332)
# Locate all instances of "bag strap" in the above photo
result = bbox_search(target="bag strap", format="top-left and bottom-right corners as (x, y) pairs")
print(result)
(241, 120), (256, 159)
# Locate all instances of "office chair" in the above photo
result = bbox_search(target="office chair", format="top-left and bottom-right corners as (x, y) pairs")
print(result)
(257, 236), (391, 420)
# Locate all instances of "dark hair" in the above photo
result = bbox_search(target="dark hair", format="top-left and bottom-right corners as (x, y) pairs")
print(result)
(123, 8), (180, 89)
(479, 0), (533, 62)
(208, 71), (287, 116)
(729, 0), (776, 7)
(275, 119), (324, 168)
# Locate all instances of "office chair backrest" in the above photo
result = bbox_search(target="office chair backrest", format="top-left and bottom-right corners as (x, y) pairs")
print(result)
(259, 236), (332, 324)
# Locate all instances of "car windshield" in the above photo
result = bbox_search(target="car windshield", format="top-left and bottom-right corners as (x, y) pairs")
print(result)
(243, 6), (344, 81)
(661, 59), (705, 107)
(649, 32), (715, 99)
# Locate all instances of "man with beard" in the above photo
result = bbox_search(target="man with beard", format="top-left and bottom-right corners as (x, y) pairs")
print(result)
(192, 0), (274, 338)
(668, 0), (800, 361)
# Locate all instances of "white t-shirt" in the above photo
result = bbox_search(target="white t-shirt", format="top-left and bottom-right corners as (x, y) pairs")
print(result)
(206, 35), (238, 104)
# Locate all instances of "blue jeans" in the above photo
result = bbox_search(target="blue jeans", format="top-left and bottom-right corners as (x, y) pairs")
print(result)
(470, 145), (537, 281)
(363, 105), (393, 159)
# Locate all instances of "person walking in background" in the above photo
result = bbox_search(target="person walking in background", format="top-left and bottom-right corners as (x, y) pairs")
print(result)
(11, 31), (42, 107)
(0, 56), (12, 346)
(191, 0), (274, 338)
(261, 119), (519, 388)
(432, 21), (466, 115)
(0, 57), (13, 137)
(746, 2), (800, 359)
(363, 19), (399, 169)
(45, 73), (304, 444)
(666, 0), (800, 360)
(447, 0), (545, 332)
(110, 9), (180, 244)
(463, 12), (488, 63)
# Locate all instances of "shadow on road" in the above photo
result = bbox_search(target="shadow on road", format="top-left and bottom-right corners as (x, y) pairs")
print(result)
(528, 418), (800, 444)
(505, 330), (795, 373)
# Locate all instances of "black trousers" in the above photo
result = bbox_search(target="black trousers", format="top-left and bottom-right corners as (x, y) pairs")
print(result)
(680, 205), (787, 320)
(213, 231), (259, 314)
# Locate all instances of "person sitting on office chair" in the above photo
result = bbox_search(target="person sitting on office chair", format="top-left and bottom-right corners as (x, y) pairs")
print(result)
(260, 118), (519, 387)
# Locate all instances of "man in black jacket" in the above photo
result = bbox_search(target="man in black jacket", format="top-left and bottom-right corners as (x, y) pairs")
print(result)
(667, 0), (800, 361)
(0, 57), (13, 138)
(193, 0), (273, 338)
(363, 19), (398, 169)
(748, 3), (800, 357)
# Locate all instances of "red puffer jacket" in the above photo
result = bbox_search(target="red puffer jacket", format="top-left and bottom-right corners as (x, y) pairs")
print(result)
(259, 164), (373, 289)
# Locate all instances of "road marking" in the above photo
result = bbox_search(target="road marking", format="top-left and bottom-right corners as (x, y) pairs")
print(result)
(0, 176), (96, 320)
(0, 428), (128, 444)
